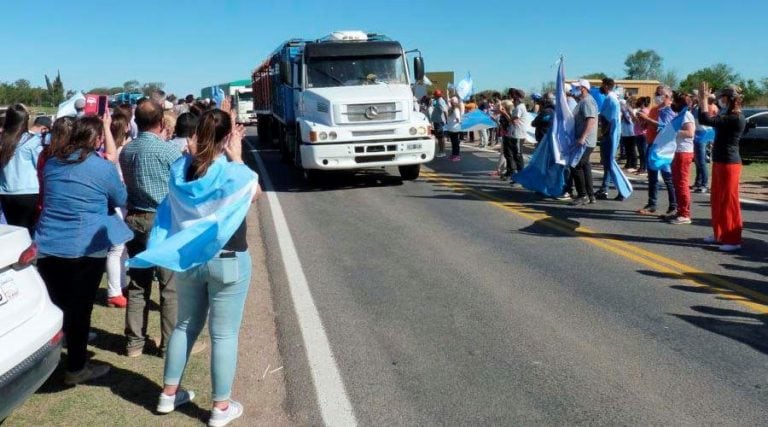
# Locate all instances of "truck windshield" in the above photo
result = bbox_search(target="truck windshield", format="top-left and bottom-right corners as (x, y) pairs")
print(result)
(237, 92), (253, 101)
(305, 55), (407, 88)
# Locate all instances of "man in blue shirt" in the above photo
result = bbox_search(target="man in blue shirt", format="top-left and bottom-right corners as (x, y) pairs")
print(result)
(120, 99), (182, 357)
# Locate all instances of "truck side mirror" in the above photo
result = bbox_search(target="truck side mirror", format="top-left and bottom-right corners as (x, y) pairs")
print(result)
(280, 60), (291, 85)
(414, 56), (425, 82)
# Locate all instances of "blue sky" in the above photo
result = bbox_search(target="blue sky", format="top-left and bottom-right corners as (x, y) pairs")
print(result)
(3, 0), (767, 97)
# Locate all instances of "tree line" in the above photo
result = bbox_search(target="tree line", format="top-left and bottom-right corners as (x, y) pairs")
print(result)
(0, 74), (166, 107)
(475, 49), (768, 106)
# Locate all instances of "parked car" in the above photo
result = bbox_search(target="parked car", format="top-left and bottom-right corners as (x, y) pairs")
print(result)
(0, 225), (63, 422)
(742, 108), (768, 161)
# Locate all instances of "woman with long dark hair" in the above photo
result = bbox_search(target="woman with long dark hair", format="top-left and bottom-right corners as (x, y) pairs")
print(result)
(35, 116), (132, 385)
(697, 82), (746, 251)
(0, 104), (43, 234)
(130, 100), (260, 426)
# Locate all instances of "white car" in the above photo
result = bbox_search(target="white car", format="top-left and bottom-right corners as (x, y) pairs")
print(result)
(0, 225), (63, 421)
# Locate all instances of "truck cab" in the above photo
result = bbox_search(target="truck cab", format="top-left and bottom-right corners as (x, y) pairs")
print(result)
(254, 31), (433, 180)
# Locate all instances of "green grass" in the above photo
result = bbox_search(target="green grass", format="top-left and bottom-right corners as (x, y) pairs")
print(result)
(742, 161), (768, 183)
(5, 281), (213, 426)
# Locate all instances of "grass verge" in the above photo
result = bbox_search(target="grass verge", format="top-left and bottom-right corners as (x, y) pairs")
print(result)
(5, 281), (213, 426)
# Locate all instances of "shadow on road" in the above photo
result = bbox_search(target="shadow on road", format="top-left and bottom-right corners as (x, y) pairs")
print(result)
(673, 305), (768, 356)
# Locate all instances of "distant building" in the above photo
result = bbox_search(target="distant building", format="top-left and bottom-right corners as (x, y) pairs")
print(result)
(568, 79), (661, 99)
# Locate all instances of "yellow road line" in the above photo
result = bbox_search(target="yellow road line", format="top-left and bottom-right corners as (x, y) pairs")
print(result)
(421, 171), (768, 314)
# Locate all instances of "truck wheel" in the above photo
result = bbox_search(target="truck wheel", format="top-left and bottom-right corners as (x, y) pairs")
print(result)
(398, 164), (421, 181)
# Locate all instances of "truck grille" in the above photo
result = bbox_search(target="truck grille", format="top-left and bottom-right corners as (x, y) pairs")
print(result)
(343, 103), (398, 122)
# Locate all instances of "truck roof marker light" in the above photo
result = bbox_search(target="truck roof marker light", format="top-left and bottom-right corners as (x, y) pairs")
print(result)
(327, 31), (367, 41)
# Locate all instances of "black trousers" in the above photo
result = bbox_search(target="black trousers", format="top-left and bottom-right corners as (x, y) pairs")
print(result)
(571, 146), (595, 198)
(502, 137), (525, 176)
(0, 194), (38, 236)
(448, 132), (461, 156)
(38, 256), (105, 372)
(621, 136), (638, 169)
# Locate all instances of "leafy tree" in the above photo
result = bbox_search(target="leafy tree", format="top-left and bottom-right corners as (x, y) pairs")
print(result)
(624, 49), (662, 80)
(679, 63), (740, 93)
(141, 82), (165, 96)
(659, 69), (679, 89)
(45, 71), (65, 106)
(738, 79), (763, 105)
(123, 80), (140, 92)
(581, 72), (608, 80)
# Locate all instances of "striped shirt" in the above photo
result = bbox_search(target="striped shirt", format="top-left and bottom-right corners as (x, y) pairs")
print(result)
(119, 131), (181, 212)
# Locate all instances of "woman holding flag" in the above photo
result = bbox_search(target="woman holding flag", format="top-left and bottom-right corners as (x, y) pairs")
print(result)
(696, 82), (746, 252)
(128, 99), (261, 425)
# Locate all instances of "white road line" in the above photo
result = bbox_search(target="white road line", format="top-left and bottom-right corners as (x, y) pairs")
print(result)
(458, 144), (768, 206)
(251, 147), (357, 426)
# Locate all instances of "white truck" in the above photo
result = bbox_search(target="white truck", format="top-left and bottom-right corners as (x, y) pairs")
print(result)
(252, 30), (434, 180)
(201, 81), (256, 125)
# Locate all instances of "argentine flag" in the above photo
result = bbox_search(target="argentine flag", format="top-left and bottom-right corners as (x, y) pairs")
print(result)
(648, 107), (689, 171)
(128, 155), (259, 272)
(459, 109), (496, 131)
(514, 58), (577, 196)
(455, 72), (473, 102)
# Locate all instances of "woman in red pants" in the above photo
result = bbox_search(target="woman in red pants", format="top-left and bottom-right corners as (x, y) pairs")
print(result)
(697, 82), (746, 252)
(668, 92), (696, 225)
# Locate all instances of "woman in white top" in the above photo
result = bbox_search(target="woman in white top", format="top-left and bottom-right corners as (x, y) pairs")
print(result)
(669, 92), (696, 225)
(445, 96), (463, 161)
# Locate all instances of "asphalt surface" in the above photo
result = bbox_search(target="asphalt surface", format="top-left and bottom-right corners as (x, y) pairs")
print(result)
(247, 131), (768, 426)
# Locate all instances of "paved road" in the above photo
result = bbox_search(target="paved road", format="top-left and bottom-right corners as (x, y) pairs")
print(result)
(247, 132), (768, 425)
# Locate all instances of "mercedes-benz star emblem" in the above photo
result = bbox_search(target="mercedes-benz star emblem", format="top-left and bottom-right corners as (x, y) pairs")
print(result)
(364, 105), (379, 119)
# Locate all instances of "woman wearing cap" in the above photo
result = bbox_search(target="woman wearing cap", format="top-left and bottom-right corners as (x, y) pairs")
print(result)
(696, 82), (746, 252)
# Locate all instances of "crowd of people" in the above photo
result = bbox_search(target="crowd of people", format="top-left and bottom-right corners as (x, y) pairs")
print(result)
(420, 78), (746, 252)
(0, 91), (261, 426)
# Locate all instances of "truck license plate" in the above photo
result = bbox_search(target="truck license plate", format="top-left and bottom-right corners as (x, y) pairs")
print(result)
(406, 143), (422, 150)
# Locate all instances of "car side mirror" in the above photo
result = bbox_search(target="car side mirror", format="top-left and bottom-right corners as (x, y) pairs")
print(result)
(280, 60), (291, 85)
(413, 56), (425, 82)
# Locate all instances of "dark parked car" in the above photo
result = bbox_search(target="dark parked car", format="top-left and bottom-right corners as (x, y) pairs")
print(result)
(742, 108), (768, 161)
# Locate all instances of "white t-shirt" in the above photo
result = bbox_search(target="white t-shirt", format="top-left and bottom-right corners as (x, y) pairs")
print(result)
(508, 103), (528, 139)
(675, 111), (695, 153)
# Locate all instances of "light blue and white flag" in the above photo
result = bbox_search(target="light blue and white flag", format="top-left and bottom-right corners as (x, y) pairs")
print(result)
(213, 86), (225, 107)
(128, 155), (258, 272)
(599, 93), (633, 199)
(455, 72), (473, 101)
(459, 109), (496, 131)
(514, 58), (575, 196)
(648, 107), (689, 171)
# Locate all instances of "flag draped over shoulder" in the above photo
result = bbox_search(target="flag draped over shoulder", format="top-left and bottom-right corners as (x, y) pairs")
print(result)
(648, 107), (688, 171)
(128, 155), (258, 272)
(599, 94), (633, 198)
(514, 59), (577, 196)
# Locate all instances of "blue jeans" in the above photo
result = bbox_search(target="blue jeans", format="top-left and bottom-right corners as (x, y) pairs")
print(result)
(163, 250), (252, 401)
(647, 168), (676, 210)
(693, 141), (710, 188)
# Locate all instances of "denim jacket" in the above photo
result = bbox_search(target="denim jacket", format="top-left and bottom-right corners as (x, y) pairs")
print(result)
(0, 132), (43, 195)
(35, 150), (133, 257)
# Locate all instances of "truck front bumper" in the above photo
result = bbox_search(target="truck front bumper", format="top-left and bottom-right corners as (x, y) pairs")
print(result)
(300, 137), (435, 170)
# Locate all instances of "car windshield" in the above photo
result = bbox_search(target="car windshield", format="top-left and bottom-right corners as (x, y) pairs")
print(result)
(305, 55), (407, 88)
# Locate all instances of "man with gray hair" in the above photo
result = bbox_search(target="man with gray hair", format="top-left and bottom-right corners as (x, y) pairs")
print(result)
(638, 85), (677, 216)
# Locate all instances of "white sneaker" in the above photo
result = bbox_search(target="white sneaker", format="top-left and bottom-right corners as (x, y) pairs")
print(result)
(157, 389), (195, 414)
(718, 244), (742, 252)
(209, 400), (243, 427)
(703, 235), (718, 244)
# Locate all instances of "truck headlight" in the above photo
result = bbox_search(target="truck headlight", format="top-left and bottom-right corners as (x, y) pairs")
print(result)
(329, 131), (337, 140)
(409, 127), (418, 135)
(318, 131), (328, 141)
(417, 126), (427, 136)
